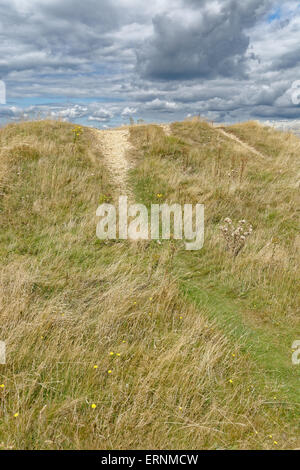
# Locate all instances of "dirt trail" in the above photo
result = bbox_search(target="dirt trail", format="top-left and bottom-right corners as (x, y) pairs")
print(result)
(92, 123), (265, 199)
(160, 124), (172, 136)
(92, 128), (133, 196)
(214, 127), (266, 158)
(161, 122), (266, 158)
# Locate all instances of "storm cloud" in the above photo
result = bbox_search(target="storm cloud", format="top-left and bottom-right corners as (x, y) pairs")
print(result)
(137, 0), (272, 80)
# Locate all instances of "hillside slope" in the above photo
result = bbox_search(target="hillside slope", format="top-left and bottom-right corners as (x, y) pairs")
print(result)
(0, 119), (299, 449)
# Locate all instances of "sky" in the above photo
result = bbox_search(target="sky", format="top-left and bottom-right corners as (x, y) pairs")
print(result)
(0, 0), (300, 127)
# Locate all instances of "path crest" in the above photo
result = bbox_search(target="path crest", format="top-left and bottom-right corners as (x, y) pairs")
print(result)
(92, 128), (133, 196)
(160, 123), (266, 158)
(215, 127), (266, 158)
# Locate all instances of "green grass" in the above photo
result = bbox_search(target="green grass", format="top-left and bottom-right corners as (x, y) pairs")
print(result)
(129, 120), (300, 447)
(0, 119), (299, 449)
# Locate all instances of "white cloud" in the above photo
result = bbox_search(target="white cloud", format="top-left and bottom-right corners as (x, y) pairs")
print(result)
(145, 99), (177, 112)
(121, 106), (137, 116)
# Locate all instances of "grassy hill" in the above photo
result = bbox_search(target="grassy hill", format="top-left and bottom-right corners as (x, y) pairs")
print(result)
(0, 119), (299, 449)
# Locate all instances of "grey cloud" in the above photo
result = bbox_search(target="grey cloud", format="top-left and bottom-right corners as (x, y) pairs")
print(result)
(271, 47), (300, 71)
(250, 105), (300, 119)
(0, 0), (130, 78)
(137, 0), (273, 81)
(41, 0), (120, 29)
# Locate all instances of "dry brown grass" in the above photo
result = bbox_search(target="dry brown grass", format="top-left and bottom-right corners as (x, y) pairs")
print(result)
(128, 120), (300, 448)
(0, 120), (299, 450)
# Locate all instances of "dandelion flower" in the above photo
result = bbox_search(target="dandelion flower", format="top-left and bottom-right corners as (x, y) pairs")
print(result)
(109, 352), (114, 356)
(108, 370), (112, 374)
(91, 404), (97, 409)
(122, 340), (126, 343)
(0, 384), (4, 388)
(116, 353), (120, 357)
(229, 379), (233, 384)
(274, 441), (278, 446)
(14, 413), (19, 418)
(93, 365), (98, 369)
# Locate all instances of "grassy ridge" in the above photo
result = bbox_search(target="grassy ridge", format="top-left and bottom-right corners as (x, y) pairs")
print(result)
(0, 120), (299, 449)
(128, 120), (300, 447)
